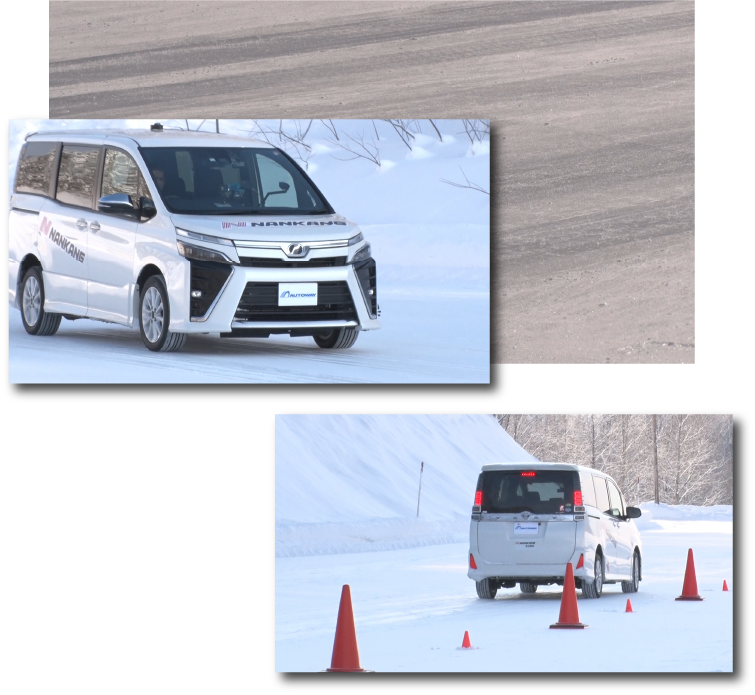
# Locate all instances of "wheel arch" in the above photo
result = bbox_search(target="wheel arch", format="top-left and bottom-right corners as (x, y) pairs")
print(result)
(16, 253), (42, 309)
(133, 263), (165, 320)
(635, 546), (642, 581)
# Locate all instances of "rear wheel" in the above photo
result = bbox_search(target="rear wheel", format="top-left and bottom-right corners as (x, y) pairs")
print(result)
(582, 552), (603, 599)
(313, 327), (359, 349)
(622, 551), (640, 593)
(475, 578), (498, 599)
(519, 581), (538, 594)
(20, 267), (61, 336)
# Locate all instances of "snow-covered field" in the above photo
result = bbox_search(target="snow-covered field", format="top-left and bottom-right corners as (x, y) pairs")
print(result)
(8, 120), (489, 383)
(275, 415), (734, 672)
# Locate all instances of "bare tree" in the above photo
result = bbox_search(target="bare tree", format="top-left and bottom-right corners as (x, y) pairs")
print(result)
(326, 131), (381, 167)
(440, 166), (490, 195)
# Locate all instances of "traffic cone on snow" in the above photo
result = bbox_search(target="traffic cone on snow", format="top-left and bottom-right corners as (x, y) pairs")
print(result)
(723, 580), (729, 592)
(326, 585), (368, 672)
(461, 631), (473, 649)
(625, 599), (633, 613)
(675, 548), (704, 601)
(550, 563), (588, 629)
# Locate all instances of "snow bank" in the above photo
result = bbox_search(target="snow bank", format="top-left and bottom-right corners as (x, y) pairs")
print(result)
(275, 415), (536, 556)
(635, 502), (733, 532)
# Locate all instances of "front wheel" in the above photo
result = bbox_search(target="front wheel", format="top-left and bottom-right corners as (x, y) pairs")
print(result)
(139, 276), (187, 352)
(313, 327), (359, 349)
(20, 267), (61, 336)
(621, 551), (640, 593)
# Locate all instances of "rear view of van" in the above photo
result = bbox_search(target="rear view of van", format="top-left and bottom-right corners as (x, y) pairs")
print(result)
(468, 463), (643, 599)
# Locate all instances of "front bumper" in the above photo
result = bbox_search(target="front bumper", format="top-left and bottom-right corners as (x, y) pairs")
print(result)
(170, 262), (381, 334)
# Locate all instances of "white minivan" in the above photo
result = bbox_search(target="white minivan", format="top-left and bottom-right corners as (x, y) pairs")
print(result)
(468, 462), (643, 599)
(9, 125), (380, 351)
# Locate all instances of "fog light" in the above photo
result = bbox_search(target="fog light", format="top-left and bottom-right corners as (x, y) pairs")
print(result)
(191, 290), (203, 298)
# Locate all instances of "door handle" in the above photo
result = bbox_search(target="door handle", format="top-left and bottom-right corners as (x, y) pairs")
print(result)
(89, 221), (101, 233)
(76, 218), (88, 229)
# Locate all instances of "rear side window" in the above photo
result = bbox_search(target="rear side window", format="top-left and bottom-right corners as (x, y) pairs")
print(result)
(593, 476), (611, 514)
(56, 144), (100, 208)
(578, 471), (597, 508)
(479, 469), (579, 514)
(15, 141), (58, 197)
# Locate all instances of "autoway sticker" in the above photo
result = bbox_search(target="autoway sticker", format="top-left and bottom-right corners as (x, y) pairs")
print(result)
(40, 217), (85, 263)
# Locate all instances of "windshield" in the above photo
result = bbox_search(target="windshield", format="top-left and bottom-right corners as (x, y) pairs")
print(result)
(478, 470), (579, 514)
(139, 146), (332, 215)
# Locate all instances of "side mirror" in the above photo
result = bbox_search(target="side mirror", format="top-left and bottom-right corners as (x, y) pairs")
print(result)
(98, 193), (135, 214)
(279, 181), (290, 192)
(139, 196), (157, 220)
(625, 506), (642, 519)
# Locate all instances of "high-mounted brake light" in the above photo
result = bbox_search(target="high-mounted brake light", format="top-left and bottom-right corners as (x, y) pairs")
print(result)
(474, 491), (482, 505)
(470, 554), (477, 570)
(576, 554), (584, 569)
(574, 491), (583, 506)
(521, 471), (536, 477)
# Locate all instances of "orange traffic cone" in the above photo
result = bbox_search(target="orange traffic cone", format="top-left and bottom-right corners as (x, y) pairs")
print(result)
(461, 631), (472, 649)
(326, 585), (368, 672)
(550, 563), (588, 629)
(723, 580), (729, 592)
(675, 548), (704, 601)
(625, 599), (633, 613)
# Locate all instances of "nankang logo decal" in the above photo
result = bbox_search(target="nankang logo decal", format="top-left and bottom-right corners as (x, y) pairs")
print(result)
(40, 217), (85, 264)
(280, 290), (316, 299)
(221, 220), (347, 229)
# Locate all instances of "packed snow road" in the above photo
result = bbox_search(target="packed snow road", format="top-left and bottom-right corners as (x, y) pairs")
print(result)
(9, 291), (488, 384)
(275, 519), (732, 672)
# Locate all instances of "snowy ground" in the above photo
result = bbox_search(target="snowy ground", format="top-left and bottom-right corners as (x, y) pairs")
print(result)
(8, 120), (489, 383)
(275, 507), (733, 672)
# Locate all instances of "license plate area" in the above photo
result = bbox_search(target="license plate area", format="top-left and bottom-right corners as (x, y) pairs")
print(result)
(278, 282), (318, 306)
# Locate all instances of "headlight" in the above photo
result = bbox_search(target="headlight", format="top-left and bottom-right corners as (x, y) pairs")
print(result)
(352, 242), (372, 263)
(176, 228), (234, 247)
(177, 240), (234, 264)
(348, 232), (364, 246)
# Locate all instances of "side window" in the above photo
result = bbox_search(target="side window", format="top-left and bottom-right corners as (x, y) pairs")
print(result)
(593, 475), (610, 515)
(56, 144), (100, 208)
(15, 142), (59, 197)
(102, 149), (143, 208)
(256, 153), (296, 208)
(579, 471), (597, 508)
(606, 480), (625, 518)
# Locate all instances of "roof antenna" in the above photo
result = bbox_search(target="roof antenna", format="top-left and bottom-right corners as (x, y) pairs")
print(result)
(150, 123), (164, 132)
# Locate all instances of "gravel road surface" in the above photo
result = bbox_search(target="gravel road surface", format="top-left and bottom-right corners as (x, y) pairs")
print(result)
(50, 1), (694, 363)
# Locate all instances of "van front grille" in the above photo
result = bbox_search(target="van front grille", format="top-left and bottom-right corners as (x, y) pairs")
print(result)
(234, 281), (357, 322)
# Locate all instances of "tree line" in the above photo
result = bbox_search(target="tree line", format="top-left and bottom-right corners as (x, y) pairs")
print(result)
(495, 415), (733, 506)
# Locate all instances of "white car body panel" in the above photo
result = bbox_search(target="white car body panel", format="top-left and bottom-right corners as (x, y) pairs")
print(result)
(9, 128), (381, 338)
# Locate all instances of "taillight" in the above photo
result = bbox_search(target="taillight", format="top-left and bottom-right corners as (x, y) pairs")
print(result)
(574, 490), (583, 506)
(576, 554), (584, 569)
(470, 554), (477, 569)
(521, 471), (536, 477)
(474, 491), (482, 505)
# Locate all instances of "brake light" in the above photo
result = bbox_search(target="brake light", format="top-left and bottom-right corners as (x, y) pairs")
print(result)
(474, 491), (482, 505)
(521, 471), (536, 477)
(576, 554), (584, 569)
(574, 490), (583, 506)
(470, 554), (477, 569)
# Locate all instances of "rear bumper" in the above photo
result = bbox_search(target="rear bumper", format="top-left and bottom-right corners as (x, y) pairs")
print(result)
(467, 550), (587, 582)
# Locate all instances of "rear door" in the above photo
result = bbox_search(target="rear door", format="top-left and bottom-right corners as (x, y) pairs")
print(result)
(38, 143), (100, 314)
(592, 475), (620, 578)
(476, 469), (577, 565)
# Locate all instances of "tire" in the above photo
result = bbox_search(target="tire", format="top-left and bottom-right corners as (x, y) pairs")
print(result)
(20, 267), (61, 336)
(582, 552), (604, 599)
(520, 581), (538, 594)
(622, 551), (640, 593)
(475, 578), (498, 599)
(139, 276), (187, 352)
(313, 327), (359, 349)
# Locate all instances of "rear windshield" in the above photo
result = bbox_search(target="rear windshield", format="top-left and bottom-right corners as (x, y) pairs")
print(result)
(477, 469), (580, 514)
